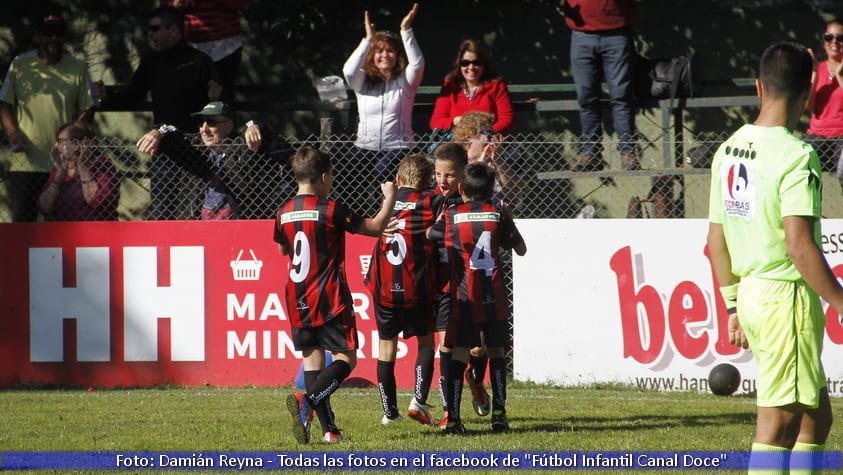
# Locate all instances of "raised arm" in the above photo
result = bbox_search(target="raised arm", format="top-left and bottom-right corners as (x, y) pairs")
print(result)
(359, 182), (398, 236)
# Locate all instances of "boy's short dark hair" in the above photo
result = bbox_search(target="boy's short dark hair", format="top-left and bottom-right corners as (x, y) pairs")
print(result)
(759, 42), (812, 100)
(149, 6), (185, 34)
(397, 153), (433, 189)
(461, 162), (496, 202)
(433, 142), (468, 171)
(291, 145), (331, 183)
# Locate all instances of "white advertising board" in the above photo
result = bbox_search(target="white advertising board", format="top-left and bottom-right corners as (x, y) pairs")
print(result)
(512, 219), (843, 396)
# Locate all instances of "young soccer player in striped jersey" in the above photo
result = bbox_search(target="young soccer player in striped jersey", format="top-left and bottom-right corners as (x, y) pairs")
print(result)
(365, 153), (443, 426)
(430, 142), (468, 429)
(274, 145), (396, 444)
(429, 162), (526, 434)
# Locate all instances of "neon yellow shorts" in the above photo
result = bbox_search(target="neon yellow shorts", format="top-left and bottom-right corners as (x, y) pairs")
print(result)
(737, 277), (826, 408)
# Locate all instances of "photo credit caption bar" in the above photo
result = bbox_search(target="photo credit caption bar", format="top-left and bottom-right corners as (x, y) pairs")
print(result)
(1, 451), (841, 470)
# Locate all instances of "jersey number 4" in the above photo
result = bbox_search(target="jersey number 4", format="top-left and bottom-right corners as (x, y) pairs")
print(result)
(469, 230), (495, 277)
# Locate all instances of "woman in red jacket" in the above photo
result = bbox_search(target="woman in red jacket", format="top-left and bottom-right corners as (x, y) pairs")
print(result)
(429, 40), (513, 135)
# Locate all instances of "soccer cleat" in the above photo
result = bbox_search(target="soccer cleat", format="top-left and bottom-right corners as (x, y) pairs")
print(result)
(285, 393), (312, 444)
(437, 411), (449, 430)
(321, 430), (343, 443)
(467, 375), (491, 416)
(381, 414), (404, 425)
(491, 410), (509, 432)
(442, 420), (466, 435)
(407, 398), (437, 426)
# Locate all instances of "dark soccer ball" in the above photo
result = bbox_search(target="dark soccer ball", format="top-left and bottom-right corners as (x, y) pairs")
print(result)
(708, 363), (741, 396)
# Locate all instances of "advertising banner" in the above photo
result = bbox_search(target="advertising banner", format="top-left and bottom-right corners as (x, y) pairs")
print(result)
(513, 219), (843, 396)
(0, 221), (418, 388)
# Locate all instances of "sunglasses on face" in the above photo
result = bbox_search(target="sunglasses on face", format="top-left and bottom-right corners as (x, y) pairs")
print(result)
(147, 24), (172, 32)
(199, 117), (230, 127)
(824, 33), (843, 43)
(460, 60), (483, 67)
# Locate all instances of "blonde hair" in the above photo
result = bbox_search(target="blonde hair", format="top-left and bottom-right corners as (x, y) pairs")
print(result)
(396, 153), (433, 189)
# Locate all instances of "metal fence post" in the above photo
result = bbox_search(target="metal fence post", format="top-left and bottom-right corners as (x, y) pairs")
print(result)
(320, 117), (334, 152)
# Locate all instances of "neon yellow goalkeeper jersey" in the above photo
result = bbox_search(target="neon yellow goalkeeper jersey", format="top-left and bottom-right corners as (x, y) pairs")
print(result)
(708, 124), (822, 281)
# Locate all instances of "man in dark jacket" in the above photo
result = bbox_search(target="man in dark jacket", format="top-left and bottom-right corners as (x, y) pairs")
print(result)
(137, 101), (294, 220)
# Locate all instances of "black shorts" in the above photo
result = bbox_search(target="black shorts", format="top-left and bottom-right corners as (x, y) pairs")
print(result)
(433, 292), (450, 332)
(292, 314), (358, 352)
(444, 313), (508, 350)
(375, 301), (433, 339)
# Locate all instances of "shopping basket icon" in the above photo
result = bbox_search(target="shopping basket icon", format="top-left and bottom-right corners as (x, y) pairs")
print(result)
(359, 255), (371, 275)
(231, 249), (263, 280)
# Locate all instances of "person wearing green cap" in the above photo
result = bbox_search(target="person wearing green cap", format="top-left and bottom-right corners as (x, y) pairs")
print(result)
(137, 100), (293, 220)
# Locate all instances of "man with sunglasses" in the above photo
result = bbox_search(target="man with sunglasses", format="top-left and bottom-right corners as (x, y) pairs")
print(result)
(0, 11), (96, 222)
(95, 6), (221, 132)
(805, 20), (843, 178)
(137, 101), (293, 220)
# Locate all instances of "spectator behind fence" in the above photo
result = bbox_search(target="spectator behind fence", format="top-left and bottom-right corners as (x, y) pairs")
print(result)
(137, 101), (293, 220)
(38, 122), (119, 221)
(341, 3), (423, 214)
(806, 19), (843, 175)
(0, 11), (96, 222)
(429, 39), (513, 136)
(451, 111), (530, 208)
(563, 0), (639, 172)
(161, 0), (248, 106)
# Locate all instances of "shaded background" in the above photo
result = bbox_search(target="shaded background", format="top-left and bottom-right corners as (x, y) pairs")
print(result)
(0, 0), (841, 138)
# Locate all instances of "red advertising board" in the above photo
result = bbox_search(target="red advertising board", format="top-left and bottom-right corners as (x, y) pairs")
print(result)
(0, 221), (422, 388)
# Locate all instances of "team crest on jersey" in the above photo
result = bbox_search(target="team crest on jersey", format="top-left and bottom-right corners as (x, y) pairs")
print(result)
(721, 159), (755, 219)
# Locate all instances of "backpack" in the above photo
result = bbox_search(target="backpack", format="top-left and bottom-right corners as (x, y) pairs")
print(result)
(635, 52), (697, 104)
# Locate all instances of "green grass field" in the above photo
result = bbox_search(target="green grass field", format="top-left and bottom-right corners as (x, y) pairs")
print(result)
(2, 383), (841, 474)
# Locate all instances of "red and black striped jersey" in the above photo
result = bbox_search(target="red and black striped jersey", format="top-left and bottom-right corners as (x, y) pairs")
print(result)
(432, 193), (463, 294)
(364, 187), (443, 309)
(272, 195), (365, 328)
(429, 200), (525, 322)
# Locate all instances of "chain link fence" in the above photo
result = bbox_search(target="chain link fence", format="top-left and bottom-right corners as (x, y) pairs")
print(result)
(2, 130), (842, 222)
(3, 129), (842, 377)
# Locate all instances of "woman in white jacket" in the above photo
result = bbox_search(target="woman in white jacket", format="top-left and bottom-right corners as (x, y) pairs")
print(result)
(341, 3), (424, 214)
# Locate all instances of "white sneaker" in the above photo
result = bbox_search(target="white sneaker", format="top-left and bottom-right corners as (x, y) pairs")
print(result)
(407, 398), (437, 425)
(321, 430), (343, 443)
(381, 414), (404, 425)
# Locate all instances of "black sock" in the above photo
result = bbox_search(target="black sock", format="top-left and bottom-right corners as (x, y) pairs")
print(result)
(489, 357), (507, 412)
(439, 350), (452, 411)
(415, 346), (434, 405)
(469, 354), (488, 384)
(376, 360), (398, 419)
(308, 360), (351, 433)
(304, 370), (320, 394)
(446, 359), (467, 424)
